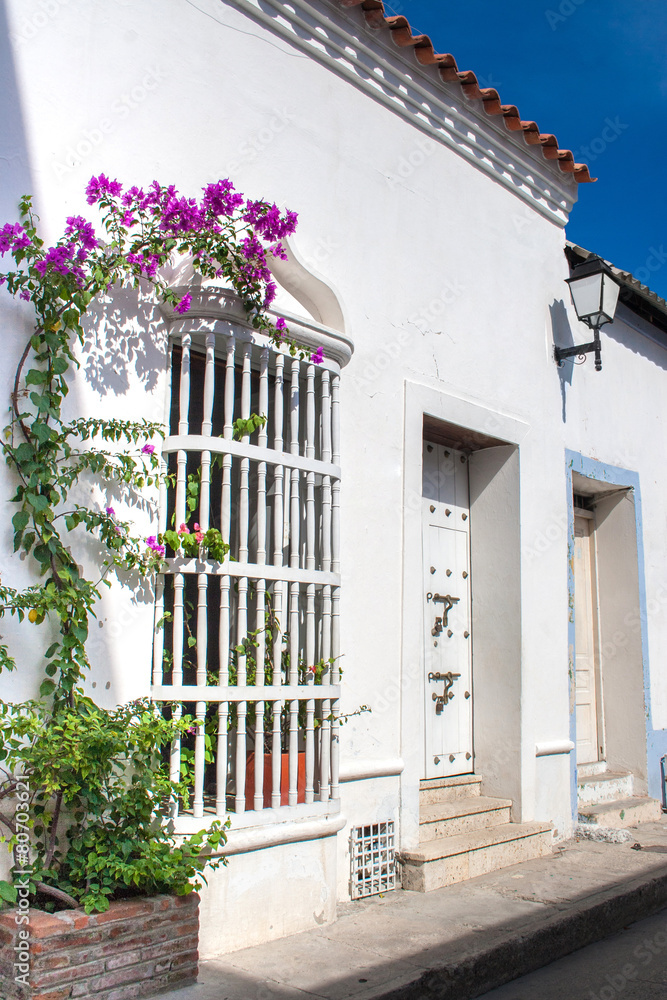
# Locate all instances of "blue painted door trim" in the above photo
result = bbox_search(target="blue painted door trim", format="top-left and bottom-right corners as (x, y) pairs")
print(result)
(565, 450), (667, 807)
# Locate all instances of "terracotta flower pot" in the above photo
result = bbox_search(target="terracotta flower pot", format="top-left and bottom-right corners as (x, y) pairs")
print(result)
(245, 751), (306, 809)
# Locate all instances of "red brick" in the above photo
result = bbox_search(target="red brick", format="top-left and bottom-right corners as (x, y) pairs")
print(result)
(139, 935), (197, 963)
(152, 897), (172, 913)
(31, 952), (71, 971)
(73, 960), (156, 993)
(27, 912), (73, 939)
(108, 915), (198, 944)
(172, 893), (198, 906)
(0, 923), (16, 944)
(104, 949), (142, 971)
(100, 986), (144, 1000)
(32, 989), (73, 1000)
(54, 911), (90, 931)
(170, 950), (198, 969)
(32, 928), (105, 954)
(33, 957), (106, 988)
(88, 901), (154, 927)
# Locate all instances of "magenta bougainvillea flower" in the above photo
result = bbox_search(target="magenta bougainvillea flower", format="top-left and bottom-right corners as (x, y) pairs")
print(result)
(141, 444), (155, 456)
(146, 536), (166, 556)
(310, 346), (324, 365)
(175, 293), (192, 314)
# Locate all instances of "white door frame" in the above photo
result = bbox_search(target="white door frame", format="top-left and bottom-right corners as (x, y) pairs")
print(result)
(400, 382), (528, 847)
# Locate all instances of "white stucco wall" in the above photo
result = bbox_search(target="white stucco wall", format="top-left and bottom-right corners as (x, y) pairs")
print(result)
(1, 0), (665, 947)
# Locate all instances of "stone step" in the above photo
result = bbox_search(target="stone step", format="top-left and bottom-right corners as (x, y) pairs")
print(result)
(578, 796), (663, 829)
(578, 760), (608, 777)
(577, 770), (633, 806)
(419, 795), (513, 841)
(419, 773), (481, 806)
(400, 822), (553, 893)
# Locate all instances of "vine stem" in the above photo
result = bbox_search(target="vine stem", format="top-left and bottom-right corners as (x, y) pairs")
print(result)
(11, 332), (35, 443)
(43, 790), (63, 870)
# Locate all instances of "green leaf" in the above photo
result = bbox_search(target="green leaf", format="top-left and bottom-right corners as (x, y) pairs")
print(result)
(12, 511), (29, 532)
(32, 422), (51, 443)
(45, 643), (59, 658)
(39, 679), (56, 697)
(0, 881), (18, 904)
(26, 492), (48, 512)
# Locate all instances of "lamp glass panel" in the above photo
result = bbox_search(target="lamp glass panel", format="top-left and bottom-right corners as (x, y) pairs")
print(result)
(569, 273), (603, 321)
(601, 277), (620, 323)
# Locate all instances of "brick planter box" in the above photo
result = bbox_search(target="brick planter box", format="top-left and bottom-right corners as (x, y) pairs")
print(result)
(0, 893), (199, 1000)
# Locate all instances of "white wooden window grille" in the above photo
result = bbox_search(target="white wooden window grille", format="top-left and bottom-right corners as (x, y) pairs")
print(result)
(350, 822), (397, 899)
(151, 319), (342, 819)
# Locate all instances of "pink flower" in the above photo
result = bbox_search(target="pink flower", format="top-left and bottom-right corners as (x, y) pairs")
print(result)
(310, 346), (324, 365)
(175, 293), (192, 314)
(178, 523), (190, 534)
(86, 174), (123, 205)
(195, 532), (204, 543)
(105, 506), (115, 517)
(146, 536), (166, 556)
(141, 443), (155, 456)
(19, 289), (30, 301)
(275, 317), (287, 338)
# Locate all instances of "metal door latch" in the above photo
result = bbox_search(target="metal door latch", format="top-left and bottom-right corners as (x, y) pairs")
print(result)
(428, 671), (461, 712)
(426, 593), (460, 636)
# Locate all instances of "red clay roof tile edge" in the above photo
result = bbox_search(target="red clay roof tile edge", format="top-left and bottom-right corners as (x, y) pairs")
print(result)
(335, 0), (595, 183)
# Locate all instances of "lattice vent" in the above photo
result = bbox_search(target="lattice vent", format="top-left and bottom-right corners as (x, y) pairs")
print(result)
(349, 821), (396, 899)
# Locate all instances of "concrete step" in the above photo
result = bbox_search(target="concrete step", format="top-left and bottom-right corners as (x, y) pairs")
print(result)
(577, 770), (633, 806)
(578, 796), (663, 829)
(400, 822), (553, 892)
(419, 773), (481, 806)
(578, 760), (608, 777)
(419, 795), (512, 841)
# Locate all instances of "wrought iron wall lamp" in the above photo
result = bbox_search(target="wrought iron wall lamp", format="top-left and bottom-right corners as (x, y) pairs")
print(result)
(555, 255), (621, 371)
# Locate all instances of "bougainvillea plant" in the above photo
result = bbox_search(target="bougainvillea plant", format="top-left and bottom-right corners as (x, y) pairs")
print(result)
(0, 174), (318, 910)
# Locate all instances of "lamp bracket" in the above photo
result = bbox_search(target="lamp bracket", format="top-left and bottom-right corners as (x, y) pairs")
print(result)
(554, 332), (602, 371)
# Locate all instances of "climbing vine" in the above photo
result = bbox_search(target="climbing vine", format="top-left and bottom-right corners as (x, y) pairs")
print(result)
(0, 174), (319, 910)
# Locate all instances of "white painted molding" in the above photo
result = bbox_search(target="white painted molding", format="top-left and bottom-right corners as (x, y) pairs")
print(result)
(535, 740), (575, 757)
(212, 813), (346, 855)
(339, 758), (405, 782)
(229, 0), (576, 225)
(162, 286), (354, 368)
(270, 238), (348, 335)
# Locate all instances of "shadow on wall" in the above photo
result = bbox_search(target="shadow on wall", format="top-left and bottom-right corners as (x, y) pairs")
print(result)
(0, 1), (33, 218)
(604, 297), (667, 372)
(81, 283), (168, 397)
(549, 298), (574, 422)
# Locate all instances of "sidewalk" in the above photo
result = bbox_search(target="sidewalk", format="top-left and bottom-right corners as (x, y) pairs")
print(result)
(162, 818), (667, 1000)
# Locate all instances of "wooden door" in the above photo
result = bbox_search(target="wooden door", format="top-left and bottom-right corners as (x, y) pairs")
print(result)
(422, 441), (473, 778)
(574, 513), (604, 764)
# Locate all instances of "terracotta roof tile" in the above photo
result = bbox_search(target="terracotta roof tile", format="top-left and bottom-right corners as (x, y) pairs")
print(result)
(336, 0), (595, 182)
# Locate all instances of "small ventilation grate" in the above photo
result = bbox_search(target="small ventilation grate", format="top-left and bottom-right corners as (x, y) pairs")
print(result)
(349, 821), (396, 899)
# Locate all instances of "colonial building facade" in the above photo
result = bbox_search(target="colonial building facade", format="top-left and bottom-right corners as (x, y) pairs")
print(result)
(1, 0), (666, 957)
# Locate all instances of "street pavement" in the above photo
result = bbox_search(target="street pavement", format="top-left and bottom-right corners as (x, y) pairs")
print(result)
(161, 819), (667, 1000)
(475, 905), (667, 999)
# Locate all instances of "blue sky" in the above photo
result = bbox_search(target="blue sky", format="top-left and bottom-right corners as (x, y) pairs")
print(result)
(393, 0), (667, 299)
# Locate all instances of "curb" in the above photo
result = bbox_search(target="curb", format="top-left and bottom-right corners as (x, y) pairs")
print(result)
(375, 868), (667, 999)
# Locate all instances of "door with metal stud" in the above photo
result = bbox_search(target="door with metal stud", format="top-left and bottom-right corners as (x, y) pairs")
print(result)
(422, 440), (473, 779)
